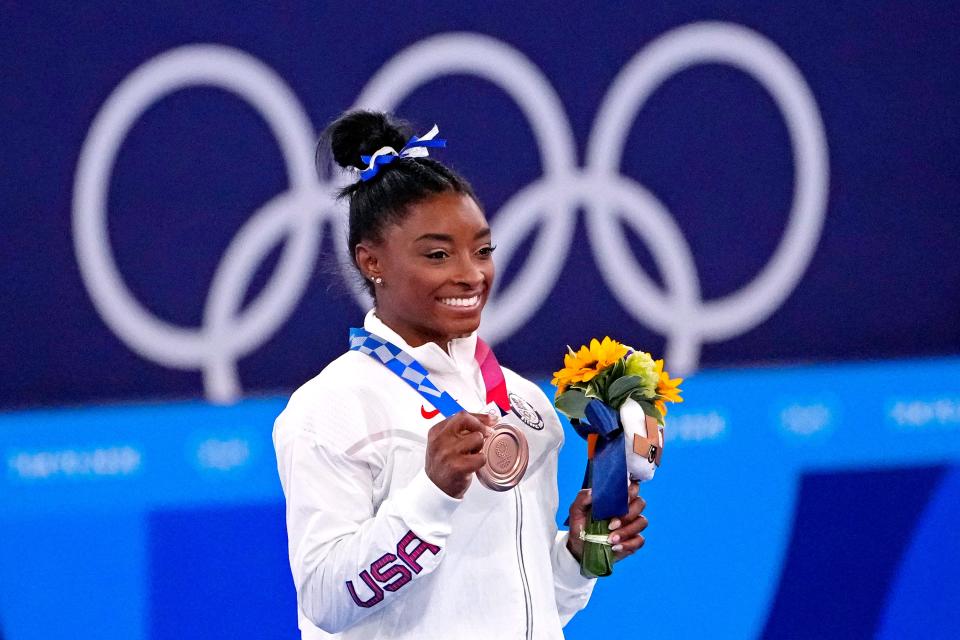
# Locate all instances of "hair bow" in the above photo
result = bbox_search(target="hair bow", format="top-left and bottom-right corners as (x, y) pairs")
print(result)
(358, 125), (447, 181)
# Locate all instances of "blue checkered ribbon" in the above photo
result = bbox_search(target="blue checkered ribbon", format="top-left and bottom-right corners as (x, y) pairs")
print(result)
(349, 328), (464, 417)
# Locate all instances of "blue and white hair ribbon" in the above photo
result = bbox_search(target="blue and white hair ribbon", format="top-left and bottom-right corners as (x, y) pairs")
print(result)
(358, 124), (447, 181)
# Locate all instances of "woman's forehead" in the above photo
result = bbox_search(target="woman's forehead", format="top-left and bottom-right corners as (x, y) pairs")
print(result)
(396, 192), (489, 240)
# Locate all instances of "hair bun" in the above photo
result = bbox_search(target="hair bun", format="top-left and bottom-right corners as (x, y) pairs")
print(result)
(327, 110), (412, 171)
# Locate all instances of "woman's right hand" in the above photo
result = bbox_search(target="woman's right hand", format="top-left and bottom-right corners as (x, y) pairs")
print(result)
(425, 411), (496, 498)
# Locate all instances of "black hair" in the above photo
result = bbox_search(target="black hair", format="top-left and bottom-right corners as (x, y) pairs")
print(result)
(320, 110), (479, 296)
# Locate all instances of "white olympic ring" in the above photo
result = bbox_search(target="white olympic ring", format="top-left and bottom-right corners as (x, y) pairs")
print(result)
(73, 22), (828, 403)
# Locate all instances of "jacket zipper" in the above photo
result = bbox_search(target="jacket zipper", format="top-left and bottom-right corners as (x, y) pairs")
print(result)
(514, 487), (533, 640)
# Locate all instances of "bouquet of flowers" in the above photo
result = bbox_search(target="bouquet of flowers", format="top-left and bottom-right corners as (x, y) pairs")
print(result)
(552, 337), (683, 578)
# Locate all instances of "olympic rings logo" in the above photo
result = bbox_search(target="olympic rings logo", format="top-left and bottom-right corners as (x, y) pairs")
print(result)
(73, 22), (828, 403)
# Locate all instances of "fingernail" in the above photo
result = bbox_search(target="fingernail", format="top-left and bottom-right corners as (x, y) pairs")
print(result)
(612, 544), (623, 552)
(608, 519), (621, 531)
(609, 534), (620, 544)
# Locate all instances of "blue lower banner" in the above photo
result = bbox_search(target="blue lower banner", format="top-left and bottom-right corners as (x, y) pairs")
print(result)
(2, 357), (959, 639)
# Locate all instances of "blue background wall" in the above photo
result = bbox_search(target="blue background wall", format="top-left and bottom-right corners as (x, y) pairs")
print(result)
(2, 2), (959, 638)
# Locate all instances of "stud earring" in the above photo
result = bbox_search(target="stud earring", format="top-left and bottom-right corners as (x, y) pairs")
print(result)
(373, 276), (383, 285)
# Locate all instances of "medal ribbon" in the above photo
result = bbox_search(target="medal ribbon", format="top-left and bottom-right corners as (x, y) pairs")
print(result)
(349, 328), (511, 418)
(474, 337), (510, 414)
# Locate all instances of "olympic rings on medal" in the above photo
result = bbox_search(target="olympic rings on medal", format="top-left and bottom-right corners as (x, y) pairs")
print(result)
(73, 22), (828, 403)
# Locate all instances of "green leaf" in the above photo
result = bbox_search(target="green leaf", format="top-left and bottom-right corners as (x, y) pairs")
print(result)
(609, 359), (626, 383)
(632, 397), (664, 424)
(555, 389), (590, 420)
(607, 375), (641, 400)
(610, 358), (626, 380)
(584, 381), (602, 400)
(604, 376), (641, 410)
(608, 391), (631, 411)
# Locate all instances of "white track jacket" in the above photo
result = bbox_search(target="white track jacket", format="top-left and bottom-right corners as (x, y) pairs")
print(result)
(273, 311), (596, 639)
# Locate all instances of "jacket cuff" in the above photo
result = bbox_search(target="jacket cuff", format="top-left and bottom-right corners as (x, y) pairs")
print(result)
(552, 530), (597, 588)
(391, 469), (463, 544)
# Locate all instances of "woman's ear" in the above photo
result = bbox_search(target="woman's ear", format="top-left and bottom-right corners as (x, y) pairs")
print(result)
(355, 242), (382, 281)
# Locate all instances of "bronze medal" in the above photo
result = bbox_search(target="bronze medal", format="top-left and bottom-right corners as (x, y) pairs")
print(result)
(476, 423), (529, 491)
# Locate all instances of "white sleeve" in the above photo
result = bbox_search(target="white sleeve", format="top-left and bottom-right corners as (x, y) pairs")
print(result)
(273, 384), (461, 634)
(550, 530), (596, 625)
(529, 382), (598, 625)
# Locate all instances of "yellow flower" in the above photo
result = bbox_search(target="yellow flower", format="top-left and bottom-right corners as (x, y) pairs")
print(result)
(653, 359), (683, 416)
(551, 337), (629, 395)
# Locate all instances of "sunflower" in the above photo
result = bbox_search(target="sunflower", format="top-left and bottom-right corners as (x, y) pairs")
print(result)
(552, 337), (629, 395)
(653, 359), (683, 416)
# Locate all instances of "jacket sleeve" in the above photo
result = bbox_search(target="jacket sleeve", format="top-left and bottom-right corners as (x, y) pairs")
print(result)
(550, 530), (596, 625)
(523, 379), (598, 625)
(273, 382), (461, 634)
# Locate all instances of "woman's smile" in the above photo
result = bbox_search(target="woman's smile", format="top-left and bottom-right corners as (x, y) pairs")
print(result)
(437, 294), (482, 309)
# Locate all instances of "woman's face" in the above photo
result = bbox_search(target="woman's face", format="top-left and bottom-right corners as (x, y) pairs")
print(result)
(356, 191), (495, 349)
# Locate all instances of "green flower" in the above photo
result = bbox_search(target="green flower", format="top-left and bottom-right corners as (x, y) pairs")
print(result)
(624, 351), (658, 399)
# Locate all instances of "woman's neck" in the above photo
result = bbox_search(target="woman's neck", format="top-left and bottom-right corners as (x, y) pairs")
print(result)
(373, 309), (452, 353)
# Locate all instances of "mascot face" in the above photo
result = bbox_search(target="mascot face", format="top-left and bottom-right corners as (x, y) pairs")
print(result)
(619, 398), (663, 482)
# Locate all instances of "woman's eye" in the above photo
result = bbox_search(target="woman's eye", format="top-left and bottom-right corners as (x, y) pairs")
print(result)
(478, 244), (497, 257)
(426, 250), (449, 260)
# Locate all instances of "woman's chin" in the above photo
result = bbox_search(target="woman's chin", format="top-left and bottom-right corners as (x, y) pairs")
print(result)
(434, 303), (484, 337)
(446, 316), (483, 338)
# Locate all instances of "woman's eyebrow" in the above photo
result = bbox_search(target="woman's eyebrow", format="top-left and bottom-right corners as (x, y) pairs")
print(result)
(414, 233), (454, 243)
(414, 228), (492, 243)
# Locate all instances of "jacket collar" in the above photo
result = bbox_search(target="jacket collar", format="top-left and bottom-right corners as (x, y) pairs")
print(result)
(363, 309), (479, 375)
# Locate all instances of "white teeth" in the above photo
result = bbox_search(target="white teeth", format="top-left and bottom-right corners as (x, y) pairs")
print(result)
(439, 295), (480, 308)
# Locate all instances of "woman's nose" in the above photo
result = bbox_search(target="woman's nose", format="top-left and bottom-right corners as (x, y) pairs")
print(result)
(453, 255), (485, 286)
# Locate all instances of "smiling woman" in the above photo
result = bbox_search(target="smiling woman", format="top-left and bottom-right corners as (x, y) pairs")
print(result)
(272, 110), (649, 640)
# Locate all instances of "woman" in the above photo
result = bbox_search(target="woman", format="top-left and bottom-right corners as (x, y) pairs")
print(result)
(273, 110), (648, 639)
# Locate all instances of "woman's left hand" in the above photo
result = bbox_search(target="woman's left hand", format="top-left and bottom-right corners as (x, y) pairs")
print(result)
(566, 479), (648, 563)
(607, 480), (648, 562)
